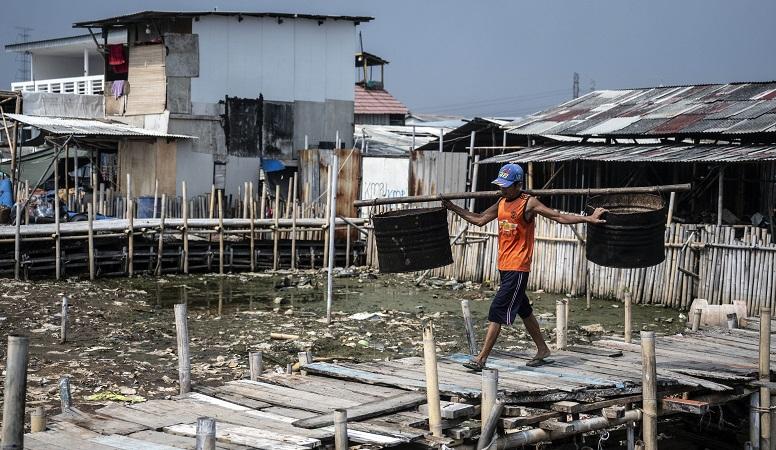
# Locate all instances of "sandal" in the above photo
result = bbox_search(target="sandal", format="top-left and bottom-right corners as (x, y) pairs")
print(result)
(525, 357), (553, 367)
(462, 358), (486, 372)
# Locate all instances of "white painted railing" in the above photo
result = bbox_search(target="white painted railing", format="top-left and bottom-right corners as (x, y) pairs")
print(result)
(11, 75), (105, 95)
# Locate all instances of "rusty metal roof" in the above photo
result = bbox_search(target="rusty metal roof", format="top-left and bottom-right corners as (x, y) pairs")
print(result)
(73, 11), (373, 28)
(477, 144), (776, 164)
(354, 86), (408, 115)
(505, 82), (776, 138)
(4, 114), (194, 139)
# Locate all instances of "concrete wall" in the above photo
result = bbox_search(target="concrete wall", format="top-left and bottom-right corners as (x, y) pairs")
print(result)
(191, 16), (355, 105)
(32, 55), (84, 80)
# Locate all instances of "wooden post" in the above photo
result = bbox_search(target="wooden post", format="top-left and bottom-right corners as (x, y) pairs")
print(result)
(127, 200), (134, 277)
(759, 308), (771, 450)
(182, 181), (189, 274)
(285, 177), (294, 218)
(156, 194), (167, 276)
(54, 159), (61, 280)
(334, 409), (348, 450)
(30, 406), (46, 433)
(291, 176), (298, 271)
(692, 308), (702, 331)
(195, 416), (216, 450)
(481, 368), (498, 435)
(175, 303), (192, 395)
(624, 291), (633, 344)
(250, 199), (256, 272)
(87, 203), (95, 280)
(243, 181), (249, 219)
(298, 351), (312, 376)
(273, 184), (280, 271)
(461, 299), (478, 355)
(208, 184), (215, 219)
(1, 335), (29, 450)
(326, 154), (339, 324)
(59, 376), (71, 410)
(422, 321), (443, 437)
(14, 200), (21, 280)
(666, 191), (676, 225)
(126, 173), (132, 219)
(556, 299), (567, 350)
(260, 183), (267, 220)
(99, 182), (105, 215)
(60, 296), (68, 344)
(718, 166), (725, 226)
(641, 331), (657, 450)
(218, 190), (224, 275)
(249, 351), (263, 381)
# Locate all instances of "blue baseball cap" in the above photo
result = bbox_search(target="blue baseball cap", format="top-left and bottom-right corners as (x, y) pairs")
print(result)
(492, 163), (524, 187)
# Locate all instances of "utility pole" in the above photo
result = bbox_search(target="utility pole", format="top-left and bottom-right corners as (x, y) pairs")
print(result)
(572, 72), (580, 99)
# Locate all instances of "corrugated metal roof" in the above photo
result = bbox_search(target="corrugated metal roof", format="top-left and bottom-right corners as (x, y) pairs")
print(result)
(354, 86), (408, 115)
(4, 114), (194, 139)
(5, 30), (125, 53)
(477, 144), (776, 164)
(505, 82), (776, 137)
(73, 11), (373, 28)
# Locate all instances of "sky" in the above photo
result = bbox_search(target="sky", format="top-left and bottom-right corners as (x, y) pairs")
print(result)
(1, 0), (775, 118)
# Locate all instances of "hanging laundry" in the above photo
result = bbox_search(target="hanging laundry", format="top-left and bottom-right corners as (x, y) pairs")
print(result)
(111, 80), (127, 99)
(107, 44), (126, 66)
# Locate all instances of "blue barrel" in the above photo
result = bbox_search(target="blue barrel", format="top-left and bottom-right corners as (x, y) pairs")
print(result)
(136, 196), (160, 218)
(0, 179), (12, 207)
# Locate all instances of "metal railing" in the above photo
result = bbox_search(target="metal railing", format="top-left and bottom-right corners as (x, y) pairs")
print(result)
(11, 75), (105, 95)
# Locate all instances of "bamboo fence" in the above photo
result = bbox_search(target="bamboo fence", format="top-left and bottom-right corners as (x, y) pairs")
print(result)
(365, 207), (776, 313)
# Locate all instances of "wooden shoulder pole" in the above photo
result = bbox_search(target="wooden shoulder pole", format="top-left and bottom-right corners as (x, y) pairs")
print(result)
(1, 335), (29, 450)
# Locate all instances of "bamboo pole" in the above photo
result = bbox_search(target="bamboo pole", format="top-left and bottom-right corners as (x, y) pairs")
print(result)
(641, 331), (657, 450)
(354, 183), (693, 207)
(175, 303), (192, 395)
(461, 299), (478, 355)
(182, 182), (189, 274)
(323, 166), (332, 269)
(481, 368), (498, 435)
(477, 400), (504, 450)
(243, 181), (249, 219)
(556, 299), (567, 350)
(87, 204), (95, 280)
(54, 159), (61, 280)
(208, 184), (215, 219)
(326, 155), (339, 324)
(260, 183), (267, 220)
(1, 335), (29, 450)
(14, 200), (21, 280)
(195, 416), (216, 450)
(273, 184), (280, 271)
(126, 173), (131, 219)
(422, 321), (443, 437)
(760, 307), (771, 450)
(624, 291), (633, 344)
(218, 190), (224, 275)
(249, 351), (263, 381)
(291, 176), (298, 271)
(155, 194), (167, 276)
(30, 406), (46, 433)
(334, 409), (348, 450)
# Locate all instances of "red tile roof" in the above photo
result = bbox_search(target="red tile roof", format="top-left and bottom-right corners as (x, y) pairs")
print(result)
(354, 85), (408, 115)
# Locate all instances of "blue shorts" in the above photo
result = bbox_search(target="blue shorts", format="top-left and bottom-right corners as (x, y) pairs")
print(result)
(489, 271), (532, 325)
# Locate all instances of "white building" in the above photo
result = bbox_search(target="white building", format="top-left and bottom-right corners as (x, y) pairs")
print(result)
(6, 11), (372, 198)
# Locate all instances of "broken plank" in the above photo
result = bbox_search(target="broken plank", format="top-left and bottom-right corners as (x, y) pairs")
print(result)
(567, 345), (623, 357)
(53, 407), (148, 435)
(90, 434), (182, 450)
(418, 401), (476, 419)
(195, 385), (273, 410)
(292, 391), (427, 429)
(96, 403), (190, 429)
(128, 430), (251, 450)
(661, 397), (710, 415)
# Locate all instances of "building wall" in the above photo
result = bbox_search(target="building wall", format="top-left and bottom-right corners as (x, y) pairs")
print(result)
(31, 55), (85, 80)
(191, 16), (355, 105)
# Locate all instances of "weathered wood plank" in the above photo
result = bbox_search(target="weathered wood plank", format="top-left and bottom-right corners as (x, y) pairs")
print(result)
(128, 430), (251, 450)
(292, 392), (427, 429)
(661, 397), (710, 415)
(164, 423), (318, 449)
(91, 434), (183, 450)
(53, 408), (148, 435)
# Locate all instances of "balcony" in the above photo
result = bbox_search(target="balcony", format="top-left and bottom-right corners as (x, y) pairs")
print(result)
(11, 75), (105, 95)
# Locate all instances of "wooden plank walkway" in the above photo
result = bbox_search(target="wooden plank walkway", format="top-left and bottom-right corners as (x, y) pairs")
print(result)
(23, 329), (770, 449)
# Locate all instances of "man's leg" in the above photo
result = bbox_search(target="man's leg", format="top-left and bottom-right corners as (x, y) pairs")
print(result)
(472, 321), (501, 365)
(522, 313), (551, 361)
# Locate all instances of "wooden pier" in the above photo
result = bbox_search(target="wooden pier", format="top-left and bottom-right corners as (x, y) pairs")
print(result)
(18, 325), (776, 449)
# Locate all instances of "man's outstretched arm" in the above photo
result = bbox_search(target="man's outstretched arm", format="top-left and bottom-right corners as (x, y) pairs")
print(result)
(527, 197), (607, 224)
(442, 199), (499, 227)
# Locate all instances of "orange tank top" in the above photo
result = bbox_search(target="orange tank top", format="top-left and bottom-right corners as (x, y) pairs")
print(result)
(497, 194), (535, 272)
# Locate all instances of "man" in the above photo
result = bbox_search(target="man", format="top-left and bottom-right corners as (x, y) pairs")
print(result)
(442, 163), (606, 369)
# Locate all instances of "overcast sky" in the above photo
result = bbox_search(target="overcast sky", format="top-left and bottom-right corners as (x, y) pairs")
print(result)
(1, 0), (775, 118)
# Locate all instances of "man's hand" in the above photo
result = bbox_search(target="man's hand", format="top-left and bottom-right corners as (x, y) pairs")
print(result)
(441, 199), (455, 210)
(588, 207), (607, 224)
